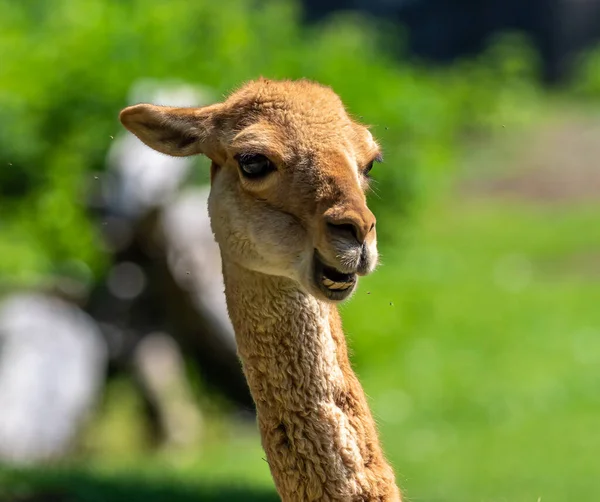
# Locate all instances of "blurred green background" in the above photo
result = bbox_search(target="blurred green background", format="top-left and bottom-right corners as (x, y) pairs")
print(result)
(1, 0), (600, 501)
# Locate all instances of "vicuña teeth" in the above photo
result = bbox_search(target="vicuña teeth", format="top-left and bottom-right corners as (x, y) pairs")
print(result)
(322, 277), (352, 290)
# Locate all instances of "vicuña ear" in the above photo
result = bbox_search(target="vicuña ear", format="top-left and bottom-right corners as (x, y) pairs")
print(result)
(119, 103), (223, 157)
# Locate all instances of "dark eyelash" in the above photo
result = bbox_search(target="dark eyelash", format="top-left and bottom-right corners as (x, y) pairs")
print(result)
(363, 154), (382, 178)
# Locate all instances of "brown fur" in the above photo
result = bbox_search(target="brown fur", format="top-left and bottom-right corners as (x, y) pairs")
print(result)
(120, 78), (401, 501)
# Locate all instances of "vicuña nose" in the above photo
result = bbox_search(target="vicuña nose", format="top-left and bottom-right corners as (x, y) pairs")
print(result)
(325, 209), (376, 244)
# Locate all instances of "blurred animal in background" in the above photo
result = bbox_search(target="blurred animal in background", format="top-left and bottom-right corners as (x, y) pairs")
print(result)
(0, 80), (252, 465)
(87, 79), (253, 446)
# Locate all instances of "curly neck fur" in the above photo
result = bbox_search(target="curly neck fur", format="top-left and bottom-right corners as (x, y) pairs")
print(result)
(222, 261), (400, 501)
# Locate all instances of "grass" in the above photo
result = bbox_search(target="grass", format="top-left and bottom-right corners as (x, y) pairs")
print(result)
(2, 106), (600, 501)
(0, 469), (278, 502)
(340, 106), (600, 500)
(345, 199), (600, 501)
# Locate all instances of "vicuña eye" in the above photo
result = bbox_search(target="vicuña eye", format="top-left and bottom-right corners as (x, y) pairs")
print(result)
(236, 153), (275, 179)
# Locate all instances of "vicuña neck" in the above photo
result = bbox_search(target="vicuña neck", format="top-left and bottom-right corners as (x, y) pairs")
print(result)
(222, 261), (400, 502)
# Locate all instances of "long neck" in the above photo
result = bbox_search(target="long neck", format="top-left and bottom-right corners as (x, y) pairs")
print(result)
(222, 261), (401, 502)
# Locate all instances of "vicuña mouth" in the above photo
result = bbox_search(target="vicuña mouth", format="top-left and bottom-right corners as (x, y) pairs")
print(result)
(313, 251), (357, 301)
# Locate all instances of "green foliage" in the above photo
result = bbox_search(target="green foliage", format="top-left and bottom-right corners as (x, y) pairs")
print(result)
(570, 46), (600, 98)
(0, 0), (538, 288)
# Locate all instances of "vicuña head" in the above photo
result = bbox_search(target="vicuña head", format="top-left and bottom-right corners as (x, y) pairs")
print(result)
(120, 78), (400, 502)
(120, 78), (381, 303)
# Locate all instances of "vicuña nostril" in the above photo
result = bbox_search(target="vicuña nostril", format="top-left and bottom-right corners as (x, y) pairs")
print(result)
(327, 222), (359, 243)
